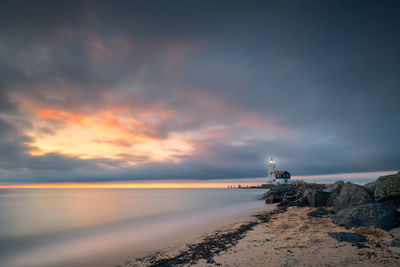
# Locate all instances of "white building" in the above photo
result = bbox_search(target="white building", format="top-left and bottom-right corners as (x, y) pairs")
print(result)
(267, 157), (291, 185)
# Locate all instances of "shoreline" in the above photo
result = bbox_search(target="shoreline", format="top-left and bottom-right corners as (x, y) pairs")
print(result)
(119, 204), (285, 267)
(83, 200), (273, 267)
(121, 205), (400, 267)
(120, 173), (400, 266)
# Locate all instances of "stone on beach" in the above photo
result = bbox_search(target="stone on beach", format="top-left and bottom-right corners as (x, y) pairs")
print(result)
(305, 190), (331, 207)
(327, 232), (366, 243)
(307, 209), (334, 218)
(296, 183), (325, 199)
(333, 203), (400, 231)
(293, 196), (308, 207)
(323, 181), (344, 206)
(332, 182), (374, 212)
(364, 180), (378, 192)
(374, 172), (400, 202)
(323, 181), (344, 194)
(263, 174), (400, 231)
(265, 194), (282, 203)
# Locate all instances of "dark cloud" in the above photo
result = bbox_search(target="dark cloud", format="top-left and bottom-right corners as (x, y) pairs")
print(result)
(0, 0), (399, 183)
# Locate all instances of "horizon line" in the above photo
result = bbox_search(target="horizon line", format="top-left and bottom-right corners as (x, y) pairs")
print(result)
(0, 170), (396, 188)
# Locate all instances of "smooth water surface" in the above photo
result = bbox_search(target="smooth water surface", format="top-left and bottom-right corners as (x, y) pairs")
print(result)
(0, 188), (265, 266)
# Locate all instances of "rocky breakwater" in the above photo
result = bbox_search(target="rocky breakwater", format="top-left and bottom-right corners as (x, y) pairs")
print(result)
(262, 172), (400, 232)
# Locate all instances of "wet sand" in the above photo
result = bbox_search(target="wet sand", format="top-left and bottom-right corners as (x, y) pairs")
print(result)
(94, 202), (274, 267)
(124, 206), (400, 267)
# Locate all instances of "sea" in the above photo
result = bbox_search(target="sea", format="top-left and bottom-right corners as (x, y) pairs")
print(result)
(0, 188), (266, 267)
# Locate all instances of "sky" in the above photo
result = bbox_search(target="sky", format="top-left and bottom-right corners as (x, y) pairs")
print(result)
(0, 0), (399, 185)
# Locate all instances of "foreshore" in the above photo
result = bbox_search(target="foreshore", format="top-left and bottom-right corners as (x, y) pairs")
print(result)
(121, 172), (400, 267)
(120, 205), (400, 267)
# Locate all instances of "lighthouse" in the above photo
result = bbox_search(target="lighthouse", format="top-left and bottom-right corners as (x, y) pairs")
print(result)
(267, 157), (276, 183)
(266, 157), (291, 185)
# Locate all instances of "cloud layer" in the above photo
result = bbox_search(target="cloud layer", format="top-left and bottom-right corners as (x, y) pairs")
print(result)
(0, 0), (399, 183)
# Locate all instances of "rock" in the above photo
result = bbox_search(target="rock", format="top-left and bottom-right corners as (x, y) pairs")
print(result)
(277, 199), (289, 207)
(296, 184), (310, 198)
(323, 181), (344, 206)
(283, 190), (296, 197)
(374, 172), (400, 202)
(328, 232), (366, 243)
(261, 188), (281, 200)
(265, 194), (282, 203)
(307, 209), (334, 218)
(283, 191), (297, 202)
(364, 181), (377, 192)
(323, 181), (344, 194)
(333, 203), (400, 231)
(293, 196), (308, 207)
(326, 194), (338, 207)
(352, 242), (370, 249)
(296, 183), (326, 198)
(391, 237), (400, 247)
(381, 199), (400, 212)
(260, 190), (272, 200)
(306, 190), (331, 207)
(332, 182), (374, 212)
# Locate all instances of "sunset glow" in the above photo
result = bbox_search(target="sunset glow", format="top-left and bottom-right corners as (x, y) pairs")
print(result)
(0, 182), (260, 189)
(22, 107), (194, 163)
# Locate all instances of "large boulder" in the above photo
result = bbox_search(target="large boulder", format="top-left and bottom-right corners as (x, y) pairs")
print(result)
(306, 190), (331, 207)
(260, 189), (275, 200)
(282, 191), (297, 202)
(332, 182), (374, 212)
(333, 203), (399, 231)
(323, 181), (344, 194)
(374, 172), (400, 202)
(261, 187), (282, 200)
(323, 181), (344, 206)
(293, 196), (308, 207)
(364, 181), (377, 192)
(296, 183), (326, 199)
(265, 194), (283, 203)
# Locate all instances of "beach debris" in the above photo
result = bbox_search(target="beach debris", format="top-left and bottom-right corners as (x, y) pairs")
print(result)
(134, 206), (287, 267)
(333, 203), (399, 231)
(328, 232), (369, 249)
(352, 242), (370, 249)
(307, 209), (334, 218)
(328, 231), (366, 242)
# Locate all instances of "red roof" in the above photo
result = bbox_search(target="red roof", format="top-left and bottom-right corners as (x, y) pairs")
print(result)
(272, 170), (289, 174)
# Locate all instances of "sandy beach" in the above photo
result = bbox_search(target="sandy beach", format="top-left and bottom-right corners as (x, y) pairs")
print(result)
(123, 205), (400, 267)
(199, 206), (400, 267)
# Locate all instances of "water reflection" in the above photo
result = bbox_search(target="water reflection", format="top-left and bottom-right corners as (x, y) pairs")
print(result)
(0, 188), (264, 266)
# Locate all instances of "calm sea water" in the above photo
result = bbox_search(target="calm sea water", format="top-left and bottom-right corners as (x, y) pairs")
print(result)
(0, 188), (265, 267)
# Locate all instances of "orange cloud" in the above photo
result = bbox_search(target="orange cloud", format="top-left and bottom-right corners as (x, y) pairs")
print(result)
(34, 108), (88, 124)
(24, 107), (193, 163)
